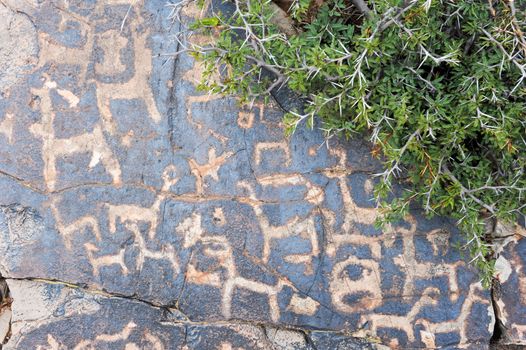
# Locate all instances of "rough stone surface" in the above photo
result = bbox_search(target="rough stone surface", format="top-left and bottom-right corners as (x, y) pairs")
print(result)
(0, 308), (10, 344)
(493, 226), (526, 346)
(0, 1), (38, 94)
(0, 0), (504, 348)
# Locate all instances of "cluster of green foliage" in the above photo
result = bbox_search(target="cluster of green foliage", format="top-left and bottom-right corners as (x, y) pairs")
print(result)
(181, 0), (526, 287)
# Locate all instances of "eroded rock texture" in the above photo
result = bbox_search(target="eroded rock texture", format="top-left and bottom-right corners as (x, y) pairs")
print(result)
(0, 0), (509, 348)
(493, 225), (526, 347)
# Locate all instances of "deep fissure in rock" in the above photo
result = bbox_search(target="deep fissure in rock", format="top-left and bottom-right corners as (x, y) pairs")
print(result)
(490, 280), (504, 347)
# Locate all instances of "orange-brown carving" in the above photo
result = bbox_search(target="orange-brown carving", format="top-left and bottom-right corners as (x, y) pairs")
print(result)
(37, 322), (165, 350)
(124, 222), (180, 274)
(36, 3), (161, 138)
(394, 218), (461, 301)
(330, 254), (382, 314)
(176, 213), (318, 322)
(95, 22), (162, 135)
(189, 148), (233, 195)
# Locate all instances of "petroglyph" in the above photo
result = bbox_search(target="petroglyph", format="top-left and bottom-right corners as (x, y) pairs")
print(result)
(189, 148), (233, 195)
(359, 287), (439, 342)
(84, 242), (128, 277)
(321, 148), (384, 260)
(105, 165), (178, 239)
(239, 181), (319, 274)
(238, 111), (255, 129)
(326, 148), (377, 231)
(426, 228), (451, 256)
(416, 283), (490, 347)
(330, 254), (382, 314)
(94, 20), (162, 134)
(76, 321), (136, 345)
(48, 197), (101, 250)
(37, 322), (164, 350)
(177, 212), (205, 249)
(257, 173), (324, 205)
(36, 3), (161, 136)
(185, 263), (222, 288)
(394, 217), (461, 301)
(37, 29), (93, 84)
(125, 222), (180, 274)
(56, 88), (80, 108)
(29, 78), (121, 191)
(237, 101), (272, 129)
(94, 29), (129, 76)
(85, 166), (180, 276)
(176, 212), (317, 322)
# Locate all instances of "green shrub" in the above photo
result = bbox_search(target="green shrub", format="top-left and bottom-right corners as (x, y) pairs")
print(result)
(172, 0), (526, 287)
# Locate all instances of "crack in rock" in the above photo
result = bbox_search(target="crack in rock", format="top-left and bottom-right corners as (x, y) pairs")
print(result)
(3, 276), (185, 317)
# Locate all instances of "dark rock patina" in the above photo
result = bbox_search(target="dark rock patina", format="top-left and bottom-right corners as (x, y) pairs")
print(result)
(0, 0), (519, 349)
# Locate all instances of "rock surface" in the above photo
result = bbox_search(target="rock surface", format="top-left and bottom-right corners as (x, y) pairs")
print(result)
(0, 0), (510, 348)
(493, 225), (526, 346)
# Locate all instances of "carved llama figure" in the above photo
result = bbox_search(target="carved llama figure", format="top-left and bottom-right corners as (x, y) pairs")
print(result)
(105, 165), (178, 239)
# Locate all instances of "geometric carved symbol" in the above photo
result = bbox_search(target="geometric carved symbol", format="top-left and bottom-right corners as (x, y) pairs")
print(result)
(330, 255), (382, 314)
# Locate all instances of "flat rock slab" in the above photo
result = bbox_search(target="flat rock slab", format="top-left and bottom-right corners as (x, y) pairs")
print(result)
(0, 0), (498, 348)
